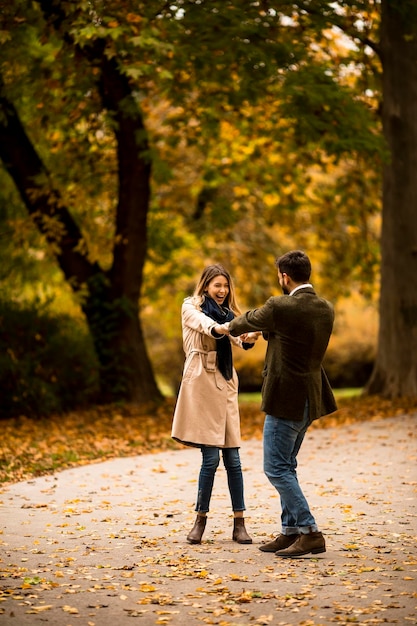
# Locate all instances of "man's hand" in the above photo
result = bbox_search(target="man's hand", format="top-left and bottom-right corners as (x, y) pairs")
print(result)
(240, 331), (261, 343)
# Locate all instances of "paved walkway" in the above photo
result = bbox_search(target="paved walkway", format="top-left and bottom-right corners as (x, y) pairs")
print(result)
(1, 414), (416, 625)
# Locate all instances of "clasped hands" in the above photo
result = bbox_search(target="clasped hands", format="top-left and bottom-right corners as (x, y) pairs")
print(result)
(214, 322), (260, 344)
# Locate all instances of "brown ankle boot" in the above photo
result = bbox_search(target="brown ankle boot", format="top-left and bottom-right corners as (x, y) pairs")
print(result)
(232, 517), (252, 544)
(259, 533), (299, 552)
(275, 531), (326, 558)
(187, 515), (207, 544)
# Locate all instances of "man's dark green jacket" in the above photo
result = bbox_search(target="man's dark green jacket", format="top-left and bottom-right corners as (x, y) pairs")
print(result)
(228, 287), (337, 421)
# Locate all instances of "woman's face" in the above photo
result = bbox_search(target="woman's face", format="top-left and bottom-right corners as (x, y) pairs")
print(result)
(206, 274), (229, 306)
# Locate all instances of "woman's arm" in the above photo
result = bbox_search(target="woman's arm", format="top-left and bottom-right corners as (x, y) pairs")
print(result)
(182, 299), (228, 339)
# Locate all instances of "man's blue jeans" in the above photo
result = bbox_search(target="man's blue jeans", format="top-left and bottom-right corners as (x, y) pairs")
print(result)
(263, 403), (318, 535)
(196, 446), (245, 513)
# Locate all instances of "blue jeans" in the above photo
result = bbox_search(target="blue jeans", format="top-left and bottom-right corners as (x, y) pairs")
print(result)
(263, 403), (318, 535)
(196, 447), (245, 513)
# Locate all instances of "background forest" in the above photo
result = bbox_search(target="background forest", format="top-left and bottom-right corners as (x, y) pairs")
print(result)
(1, 0), (416, 419)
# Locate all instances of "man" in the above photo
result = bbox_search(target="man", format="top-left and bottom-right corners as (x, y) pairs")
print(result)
(227, 250), (337, 558)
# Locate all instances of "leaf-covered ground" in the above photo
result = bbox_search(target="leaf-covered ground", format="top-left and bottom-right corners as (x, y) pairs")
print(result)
(0, 409), (416, 625)
(1, 395), (417, 484)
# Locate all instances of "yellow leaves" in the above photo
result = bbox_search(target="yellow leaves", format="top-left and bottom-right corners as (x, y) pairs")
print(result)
(140, 583), (156, 592)
(126, 13), (142, 24)
(63, 507), (78, 515)
(236, 590), (253, 603)
(26, 605), (53, 613)
(49, 130), (61, 143)
(62, 605), (79, 614)
(342, 543), (360, 551)
(219, 120), (240, 142)
(2, 396), (417, 488)
(229, 573), (248, 582)
(154, 610), (180, 622)
(263, 192), (281, 208)
(356, 566), (380, 573)
(281, 182), (296, 196)
(233, 186), (250, 198)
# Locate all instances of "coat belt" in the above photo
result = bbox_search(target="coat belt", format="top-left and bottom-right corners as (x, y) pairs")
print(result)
(188, 348), (217, 372)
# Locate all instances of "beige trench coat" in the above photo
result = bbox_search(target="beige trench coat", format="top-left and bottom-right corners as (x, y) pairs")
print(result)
(171, 297), (247, 448)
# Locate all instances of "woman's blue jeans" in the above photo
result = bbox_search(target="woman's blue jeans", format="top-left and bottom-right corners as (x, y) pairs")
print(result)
(196, 446), (245, 513)
(263, 403), (318, 535)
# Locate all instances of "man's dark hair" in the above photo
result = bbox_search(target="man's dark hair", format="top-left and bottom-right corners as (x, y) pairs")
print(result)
(275, 250), (311, 283)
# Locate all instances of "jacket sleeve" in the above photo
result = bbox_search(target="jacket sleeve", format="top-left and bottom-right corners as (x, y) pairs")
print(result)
(228, 297), (276, 336)
(182, 299), (221, 338)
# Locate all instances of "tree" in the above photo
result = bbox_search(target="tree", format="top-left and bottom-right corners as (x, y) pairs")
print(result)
(300, 0), (417, 397)
(248, 0), (417, 398)
(366, 0), (417, 396)
(2, 0), (414, 407)
(156, 0), (417, 398)
(0, 0), (290, 405)
(0, 3), (161, 404)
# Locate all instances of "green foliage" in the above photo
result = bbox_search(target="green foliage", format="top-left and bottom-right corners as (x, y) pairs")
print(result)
(281, 64), (385, 159)
(0, 0), (385, 303)
(0, 300), (99, 418)
(0, 0), (390, 406)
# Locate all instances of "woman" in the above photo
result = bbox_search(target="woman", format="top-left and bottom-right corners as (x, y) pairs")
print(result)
(172, 264), (259, 545)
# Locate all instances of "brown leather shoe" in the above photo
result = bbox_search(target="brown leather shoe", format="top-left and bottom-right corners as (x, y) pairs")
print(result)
(232, 517), (253, 544)
(275, 531), (326, 558)
(187, 515), (207, 544)
(259, 533), (299, 552)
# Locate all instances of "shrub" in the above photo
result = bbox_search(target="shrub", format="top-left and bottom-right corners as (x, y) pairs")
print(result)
(0, 300), (99, 418)
(323, 342), (375, 389)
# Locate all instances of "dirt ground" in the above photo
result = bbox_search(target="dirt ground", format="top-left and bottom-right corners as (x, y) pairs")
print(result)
(1, 413), (416, 626)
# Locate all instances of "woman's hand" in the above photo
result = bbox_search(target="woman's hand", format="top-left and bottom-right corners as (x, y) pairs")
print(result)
(214, 322), (230, 335)
(240, 331), (261, 343)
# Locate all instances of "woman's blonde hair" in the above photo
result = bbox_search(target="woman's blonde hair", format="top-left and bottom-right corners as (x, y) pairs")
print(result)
(192, 264), (241, 315)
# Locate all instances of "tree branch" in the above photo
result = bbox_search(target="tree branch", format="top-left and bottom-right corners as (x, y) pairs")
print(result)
(0, 76), (100, 289)
(36, 0), (152, 301)
(294, 1), (382, 59)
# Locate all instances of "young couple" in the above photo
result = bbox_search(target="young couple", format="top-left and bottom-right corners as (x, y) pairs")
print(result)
(171, 250), (337, 558)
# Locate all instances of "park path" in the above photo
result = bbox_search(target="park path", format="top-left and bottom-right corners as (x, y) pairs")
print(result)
(1, 413), (416, 626)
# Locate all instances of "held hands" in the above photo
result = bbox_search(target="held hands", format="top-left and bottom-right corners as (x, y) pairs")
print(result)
(240, 331), (261, 343)
(214, 325), (261, 342)
(214, 322), (230, 335)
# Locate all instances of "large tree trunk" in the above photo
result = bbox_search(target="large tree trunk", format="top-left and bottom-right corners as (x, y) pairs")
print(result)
(0, 78), (163, 406)
(366, 0), (417, 397)
(84, 53), (163, 405)
(83, 275), (161, 405)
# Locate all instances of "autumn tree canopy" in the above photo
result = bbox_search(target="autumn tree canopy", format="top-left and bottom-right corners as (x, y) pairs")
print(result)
(0, 0), (415, 405)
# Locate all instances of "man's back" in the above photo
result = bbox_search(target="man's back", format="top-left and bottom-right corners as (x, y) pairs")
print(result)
(229, 287), (337, 421)
(264, 289), (334, 373)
